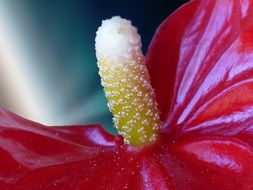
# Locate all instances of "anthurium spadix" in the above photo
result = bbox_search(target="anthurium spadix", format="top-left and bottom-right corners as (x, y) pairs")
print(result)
(1, 1), (253, 189)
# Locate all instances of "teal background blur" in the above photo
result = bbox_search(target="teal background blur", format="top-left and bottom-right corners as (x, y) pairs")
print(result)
(0, 0), (187, 134)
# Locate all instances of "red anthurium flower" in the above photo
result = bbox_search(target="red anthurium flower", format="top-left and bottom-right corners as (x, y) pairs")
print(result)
(1, 0), (253, 189)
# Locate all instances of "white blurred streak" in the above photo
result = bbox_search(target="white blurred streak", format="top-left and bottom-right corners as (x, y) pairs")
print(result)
(0, 1), (48, 123)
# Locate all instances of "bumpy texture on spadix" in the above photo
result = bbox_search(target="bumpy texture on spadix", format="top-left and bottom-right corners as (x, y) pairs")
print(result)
(95, 16), (161, 146)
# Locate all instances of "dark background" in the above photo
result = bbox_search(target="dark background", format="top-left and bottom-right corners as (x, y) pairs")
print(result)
(0, 0), (188, 133)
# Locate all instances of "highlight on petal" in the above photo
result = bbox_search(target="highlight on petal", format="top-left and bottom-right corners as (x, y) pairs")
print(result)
(0, 108), (126, 188)
(146, 0), (253, 138)
(136, 156), (174, 190)
(171, 136), (253, 189)
(174, 137), (253, 173)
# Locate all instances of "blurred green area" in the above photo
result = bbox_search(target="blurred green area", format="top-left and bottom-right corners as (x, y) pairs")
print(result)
(0, 0), (187, 134)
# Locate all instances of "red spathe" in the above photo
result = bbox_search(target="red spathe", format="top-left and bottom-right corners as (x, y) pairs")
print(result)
(1, 0), (253, 189)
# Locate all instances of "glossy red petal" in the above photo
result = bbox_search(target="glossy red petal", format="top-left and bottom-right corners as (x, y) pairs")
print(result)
(0, 108), (130, 189)
(171, 135), (253, 189)
(134, 154), (174, 190)
(13, 148), (137, 190)
(146, 0), (253, 136)
(1, 108), (253, 189)
(0, 109), (174, 189)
